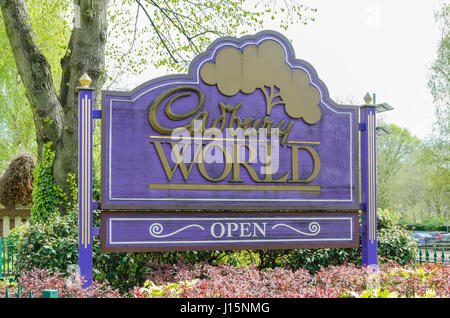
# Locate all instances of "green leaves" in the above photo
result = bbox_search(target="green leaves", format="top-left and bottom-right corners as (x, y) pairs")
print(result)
(30, 142), (64, 223)
(0, 0), (70, 172)
(105, 0), (318, 90)
(137, 279), (199, 298)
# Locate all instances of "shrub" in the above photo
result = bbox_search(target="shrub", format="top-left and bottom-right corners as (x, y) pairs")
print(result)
(133, 261), (449, 298)
(14, 171), (151, 293)
(312, 263), (370, 294)
(4, 262), (448, 298)
(13, 208), (152, 293)
(14, 211), (79, 274)
(376, 261), (450, 298)
(14, 267), (121, 298)
(135, 262), (318, 298)
(262, 209), (418, 272)
(30, 142), (64, 222)
(377, 209), (418, 265)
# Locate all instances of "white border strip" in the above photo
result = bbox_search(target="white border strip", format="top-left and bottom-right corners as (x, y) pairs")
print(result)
(108, 216), (354, 245)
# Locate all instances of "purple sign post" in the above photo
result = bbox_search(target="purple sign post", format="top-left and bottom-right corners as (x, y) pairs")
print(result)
(77, 74), (94, 288)
(360, 101), (378, 269)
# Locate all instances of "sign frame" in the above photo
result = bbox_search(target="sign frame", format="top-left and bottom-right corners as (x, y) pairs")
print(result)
(77, 30), (379, 289)
(100, 30), (360, 212)
(101, 211), (360, 253)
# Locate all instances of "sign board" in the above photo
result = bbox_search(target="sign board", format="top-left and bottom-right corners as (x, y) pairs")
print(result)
(78, 30), (380, 288)
(101, 31), (359, 211)
(101, 211), (359, 252)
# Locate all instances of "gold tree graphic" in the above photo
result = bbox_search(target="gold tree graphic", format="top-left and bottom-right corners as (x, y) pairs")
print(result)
(200, 40), (322, 124)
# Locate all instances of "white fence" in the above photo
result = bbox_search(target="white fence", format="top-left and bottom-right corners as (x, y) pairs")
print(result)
(0, 205), (30, 237)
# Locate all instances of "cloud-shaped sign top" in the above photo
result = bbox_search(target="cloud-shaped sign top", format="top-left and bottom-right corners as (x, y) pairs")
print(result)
(200, 40), (322, 124)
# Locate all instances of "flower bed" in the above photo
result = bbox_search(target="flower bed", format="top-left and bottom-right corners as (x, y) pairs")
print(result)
(130, 260), (449, 298)
(1, 261), (449, 298)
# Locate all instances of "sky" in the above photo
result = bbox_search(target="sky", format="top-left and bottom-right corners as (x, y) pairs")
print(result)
(275, 0), (444, 140)
(132, 0), (444, 140)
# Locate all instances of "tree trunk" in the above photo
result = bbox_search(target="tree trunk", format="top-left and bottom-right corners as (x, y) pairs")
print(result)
(0, 0), (109, 212)
(55, 0), (108, 197)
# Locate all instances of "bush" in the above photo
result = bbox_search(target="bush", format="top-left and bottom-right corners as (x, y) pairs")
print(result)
(377, 209), (418, 265)
(130, 261), (450, 298)
(4, 267), (121, 298)
(5, 262), (448, 298)
(257, 209), (418, 272)
(14, 169), (152, 293)
(13, 208), (152, 293)
(31, 142), (64, 222)
(132, 262), (323, 298)
(14, 211), (79, 275)
(356, 261), (450, 298)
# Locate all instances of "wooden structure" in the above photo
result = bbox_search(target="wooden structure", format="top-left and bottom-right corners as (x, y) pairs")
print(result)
(0, 205), (30, 237)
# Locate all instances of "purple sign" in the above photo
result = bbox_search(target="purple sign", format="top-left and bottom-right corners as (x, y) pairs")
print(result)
(101, 212), (359, 252)
(101, 31), (359, 211)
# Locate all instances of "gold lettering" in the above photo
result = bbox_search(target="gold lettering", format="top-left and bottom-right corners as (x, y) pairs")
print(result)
(197, 143), (233, 182)
(230, 143), (262, 182)
(149, 86), (204, 134)
(149, 86), (294, 144)
(260, 144), (289, 183)
(152, 141), (201, 181)
(288, 145), (321, 183)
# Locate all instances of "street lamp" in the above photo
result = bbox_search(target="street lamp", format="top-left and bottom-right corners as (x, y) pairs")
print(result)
(363, 92), (394, 135)
(375, 103), (394, 113)
(375, 126), (393, 136)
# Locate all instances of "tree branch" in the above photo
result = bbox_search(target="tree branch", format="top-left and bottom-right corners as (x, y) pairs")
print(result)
(0, 0), (63, 147)
(135, 0), (179, 64)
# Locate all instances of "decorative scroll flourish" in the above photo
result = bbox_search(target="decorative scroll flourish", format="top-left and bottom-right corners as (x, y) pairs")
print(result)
(272, 222), (321, 236)
(149, 223), (205, 238)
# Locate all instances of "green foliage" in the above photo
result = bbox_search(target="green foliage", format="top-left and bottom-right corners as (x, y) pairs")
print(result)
(276, 246), (360, 274)
(106, 0), (317, 89)
(0, 0), (71, 172)
(30, 142), (64, 222)
(376, 123), (422, 210)
(14, 206), (150, 293)
(7, 223), (30, 242)
(258, 209), (418, 272)
(375, 121), (448, 228)
(92, 123), (102, 202)
(14, 211), (79, 275)
(421, 2), (450, 228)
(93, 239), (152, 293)
(421, 214), (447, 231)
(135, 279), (198, 298)
(377, 209), (418, 265)
(15, 170), (151, 293)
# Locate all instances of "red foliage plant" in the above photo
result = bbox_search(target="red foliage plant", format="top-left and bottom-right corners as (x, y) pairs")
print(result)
(13, 267), (122, 298)
(3, 262), (449, 298)
(135, 262), (343, 298)
(131, 261), (450, 298)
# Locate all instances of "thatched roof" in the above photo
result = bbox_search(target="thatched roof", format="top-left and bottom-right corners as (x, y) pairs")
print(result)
(0, 152), (36, 208)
